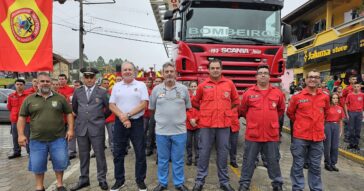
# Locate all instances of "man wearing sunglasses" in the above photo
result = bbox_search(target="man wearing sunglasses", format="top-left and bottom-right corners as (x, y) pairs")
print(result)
(287, 70), (330, 191)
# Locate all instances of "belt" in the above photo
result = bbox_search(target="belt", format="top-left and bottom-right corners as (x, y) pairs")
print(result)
(325, 121), (338, 123)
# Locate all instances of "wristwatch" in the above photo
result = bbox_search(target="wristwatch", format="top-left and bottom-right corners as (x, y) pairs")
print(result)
(127, 113), (132, 119)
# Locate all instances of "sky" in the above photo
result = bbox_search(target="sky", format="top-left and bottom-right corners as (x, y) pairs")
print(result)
(53, 0), (309, 70)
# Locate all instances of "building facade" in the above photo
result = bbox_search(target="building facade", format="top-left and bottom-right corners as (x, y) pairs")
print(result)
(284, 0), (364, 85)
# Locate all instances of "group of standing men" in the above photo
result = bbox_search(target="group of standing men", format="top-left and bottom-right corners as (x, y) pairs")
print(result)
(9, 57), (359, 191)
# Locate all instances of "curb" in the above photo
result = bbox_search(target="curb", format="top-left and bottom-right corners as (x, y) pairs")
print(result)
(282, 126), (364, 165)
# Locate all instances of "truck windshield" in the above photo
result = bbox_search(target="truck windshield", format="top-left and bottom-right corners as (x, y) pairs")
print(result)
(185, 2), (282, 45)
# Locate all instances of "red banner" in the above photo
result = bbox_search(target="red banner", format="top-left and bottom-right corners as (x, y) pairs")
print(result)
(0, 0), (53, 72)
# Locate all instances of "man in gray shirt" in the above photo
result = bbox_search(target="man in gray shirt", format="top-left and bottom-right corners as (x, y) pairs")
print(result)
(149, 62), (191, 191)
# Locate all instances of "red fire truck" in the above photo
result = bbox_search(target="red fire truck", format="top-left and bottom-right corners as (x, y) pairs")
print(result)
(163, 0), (291, 92)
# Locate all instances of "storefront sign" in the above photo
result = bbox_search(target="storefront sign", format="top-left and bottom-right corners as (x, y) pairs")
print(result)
(287, 31), (363, 68)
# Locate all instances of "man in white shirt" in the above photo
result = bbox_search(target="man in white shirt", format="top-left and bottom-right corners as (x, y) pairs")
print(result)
(109, 61), (149, 191)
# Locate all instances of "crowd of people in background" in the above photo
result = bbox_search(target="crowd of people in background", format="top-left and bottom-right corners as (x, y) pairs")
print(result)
(5, 60), (364, 191)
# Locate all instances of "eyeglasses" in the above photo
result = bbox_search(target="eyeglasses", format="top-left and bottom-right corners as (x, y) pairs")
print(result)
(308, 76), (320, 80)
(39, 80), (51, 83)
(257, 72), (269, 75)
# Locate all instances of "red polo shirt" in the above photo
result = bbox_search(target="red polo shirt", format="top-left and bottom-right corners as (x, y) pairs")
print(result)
(326, 105), (345, 122)
(345, 92), (364, 112)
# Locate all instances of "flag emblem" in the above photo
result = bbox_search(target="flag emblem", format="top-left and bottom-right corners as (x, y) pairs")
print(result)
(11, 8), (40, 43)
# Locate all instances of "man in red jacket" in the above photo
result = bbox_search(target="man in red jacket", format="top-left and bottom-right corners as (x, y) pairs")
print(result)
(238, 65), (285, 191)
(342, 75), (357, 142)
(287, 70), (330, 191)
(7, 79), (29, 159)
(24, 78), (38, 95)
(57, 74), (76, 159)
(192, 58), (239, 191)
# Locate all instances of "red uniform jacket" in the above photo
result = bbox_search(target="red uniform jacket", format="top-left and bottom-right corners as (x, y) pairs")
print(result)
(187, 91), (199, 131)
(342, 85), (353, 98)
(241, 85), (285, 142)
(7, 91), (29, 123)
(192, 76), (239, 128)
(24, 87), (37, 95)
(326, 105), (345, 122)
(144, 88), (153, 118)
(287, 88), (330, 141)
(345, 92), (364, 112)
(230, 107), (240, 133)
(105, 89), (115, 123)
(58, 85), (74, 100)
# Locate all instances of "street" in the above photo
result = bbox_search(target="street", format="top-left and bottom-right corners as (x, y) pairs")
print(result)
(1, 123), (364, 191)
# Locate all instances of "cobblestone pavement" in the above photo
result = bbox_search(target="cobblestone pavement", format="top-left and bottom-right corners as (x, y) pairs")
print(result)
(1, 122), (364, 191)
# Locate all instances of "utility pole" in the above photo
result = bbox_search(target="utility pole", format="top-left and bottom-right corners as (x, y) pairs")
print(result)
(77, 0), (116, 73)
(79, 0), (84, 70)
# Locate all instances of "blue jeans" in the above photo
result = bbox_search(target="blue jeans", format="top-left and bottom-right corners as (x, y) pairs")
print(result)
(28, 138), (69, 174)
(290, 138), (323, 191)
(348, 111), (363, 146)
(113, 117), (146, 183)
(11, 123), (30, 154)
(156, 133), (187, 187)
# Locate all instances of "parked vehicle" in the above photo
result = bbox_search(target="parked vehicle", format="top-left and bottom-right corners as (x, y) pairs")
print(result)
(0, 88), (15, 123)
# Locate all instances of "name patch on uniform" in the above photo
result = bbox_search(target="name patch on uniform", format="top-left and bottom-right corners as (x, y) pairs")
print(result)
(298, 99), (309, 103)
(158, 93), (165, 98)
(204, 86), (213, 89)
(249, 95), (260, 99)
(52, 101), (58, 107)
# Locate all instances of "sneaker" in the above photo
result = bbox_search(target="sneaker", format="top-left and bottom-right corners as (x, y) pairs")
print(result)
(324, 164), (333, 171)
(273, 186), (283, 191)
(8, 153), (21, 159)
(137, 181), (147, 191)
(175, 184), (189, 191)
(192, 184), (203, 191)
(220, 184), (235, 191)
(186, 160), (192, 166)
(153, 184), (167, 191)
(347, 144), (355, 150)
(303, 163), (309, 169)
(331, 165), (339, 172)
(238, 185), (249, 191)
(230, 162), (239, 168)
(57, 186), (67, 191)
(110, 181), (125, 191)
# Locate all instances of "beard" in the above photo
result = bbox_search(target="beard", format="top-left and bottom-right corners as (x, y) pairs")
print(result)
(40, 87), (51, 94)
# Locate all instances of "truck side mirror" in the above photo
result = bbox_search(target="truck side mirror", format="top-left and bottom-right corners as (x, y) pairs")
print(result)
(164, 10), (173, 20)
(282, 24), (292, 45)
(163, 20), (174, 41)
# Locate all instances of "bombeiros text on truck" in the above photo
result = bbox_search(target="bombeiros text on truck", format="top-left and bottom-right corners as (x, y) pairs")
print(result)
(162, 0), (292, 93)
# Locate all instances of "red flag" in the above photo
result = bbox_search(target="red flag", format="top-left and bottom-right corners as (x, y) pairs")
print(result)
(0, 0), (53, 72)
